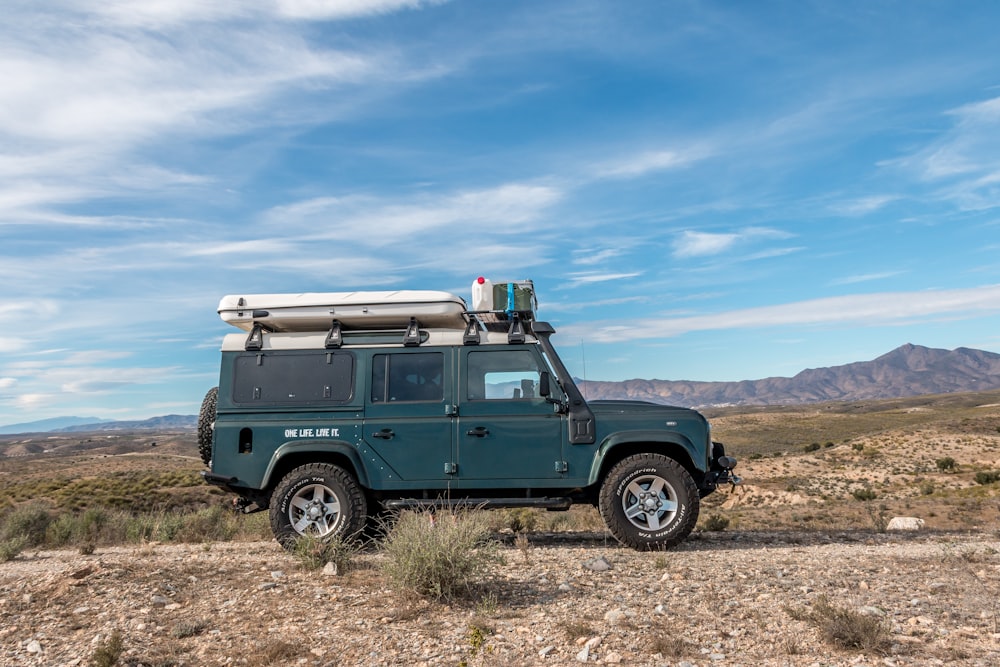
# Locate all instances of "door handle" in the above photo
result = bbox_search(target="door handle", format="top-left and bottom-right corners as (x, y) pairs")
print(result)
(372, 429), (394, 439)
(466, 427), (490, 438)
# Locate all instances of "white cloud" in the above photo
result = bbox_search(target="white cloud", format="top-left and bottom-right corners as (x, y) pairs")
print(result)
(576, 284), (1000, 343)
(673, 231), (739, 258)
(671, 227), (794, 259)
(830, 271), (905, 286)
(596, 146), (711, 179)
(276, 0), (449, 20)
(0, 378), (16, 389)
(832, 195), (899, 216)
(566, 271), (642, 287)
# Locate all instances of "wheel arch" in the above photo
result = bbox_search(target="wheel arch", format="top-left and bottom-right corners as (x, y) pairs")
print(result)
(262, 441), (370, 497)
(588, 431), (703, 493)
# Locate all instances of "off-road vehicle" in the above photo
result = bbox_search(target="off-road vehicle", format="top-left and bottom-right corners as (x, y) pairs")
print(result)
(199, 278), (739, 550)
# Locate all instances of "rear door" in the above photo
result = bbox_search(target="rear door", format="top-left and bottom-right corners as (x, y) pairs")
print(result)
(362, 350), (455, 484)
(456, 347), (566, 481)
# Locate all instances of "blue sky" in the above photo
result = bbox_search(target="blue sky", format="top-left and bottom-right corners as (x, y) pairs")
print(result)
(3, 0), (1000, 426)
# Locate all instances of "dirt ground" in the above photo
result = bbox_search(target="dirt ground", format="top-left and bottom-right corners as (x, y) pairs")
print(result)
(2, 529), (1000, 667)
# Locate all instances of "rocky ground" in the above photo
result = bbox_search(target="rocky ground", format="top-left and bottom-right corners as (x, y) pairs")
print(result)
(2, 529), (1000, 667)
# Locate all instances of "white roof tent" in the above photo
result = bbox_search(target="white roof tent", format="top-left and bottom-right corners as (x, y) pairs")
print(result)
(217, 280), (538, 351)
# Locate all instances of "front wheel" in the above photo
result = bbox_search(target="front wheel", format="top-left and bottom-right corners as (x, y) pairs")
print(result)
(269, 463), (367, 550)
(598, 453), (700, 550)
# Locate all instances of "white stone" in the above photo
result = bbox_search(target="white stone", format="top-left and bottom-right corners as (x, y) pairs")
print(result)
(322, 562), (339, 576)
(26, 640), (42, 654)
(575, 645), (590, 662)
(886, 517), (924, 531)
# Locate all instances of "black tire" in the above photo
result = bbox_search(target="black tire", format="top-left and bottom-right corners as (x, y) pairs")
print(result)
(269, 463), (368, 550)
(197, 387), (218, 466)
(598, 453), (700, 551)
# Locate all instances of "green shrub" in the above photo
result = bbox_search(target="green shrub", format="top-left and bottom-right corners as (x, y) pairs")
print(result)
(0, 536), (27, 562)
(936, 457), (957, 472)
(851, 488), (877, 502)
(798, 595), (890, 652)
(503, 508), (537, 533)
(89, 630), (124, 667)
(380, 509), (501, 601)
(975, 471), (1000, 486)
(292, 532), (361, 572)
(803, 443), (821, 453)
(702, 514), (730, 531)
(0, 503), (53, 547)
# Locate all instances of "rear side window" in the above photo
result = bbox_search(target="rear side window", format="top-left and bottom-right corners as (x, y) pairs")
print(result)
(232, 352), (354, 404)
(371, 353), (444, 403)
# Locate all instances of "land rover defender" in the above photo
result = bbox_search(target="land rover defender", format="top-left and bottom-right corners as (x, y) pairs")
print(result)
(199, 279), (739, 550)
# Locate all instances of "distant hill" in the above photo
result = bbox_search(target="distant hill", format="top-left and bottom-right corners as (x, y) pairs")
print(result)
(578, 343), (1000, 407)
(54, 415), (197, 432)
(0, 416), (111, 435)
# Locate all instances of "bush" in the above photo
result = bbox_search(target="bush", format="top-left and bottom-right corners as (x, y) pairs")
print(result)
(0, 503), (53, 547)
(380, 509), (501, 601)
(975, 471), (1000, 486)
(798, 595), (890, 652)
(851, 488), (877, 502)
(292, 532), (361, 572)
(702, 514), (730, 531)
(0, 536), (27, 562)
(936, 457), (957, 472)
(803, 443), (821, 453)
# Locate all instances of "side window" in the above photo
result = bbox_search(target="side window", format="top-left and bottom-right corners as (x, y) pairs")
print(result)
(467, 350), (545, 400)
(371, 353), (444, 403)
(232, 352), (354, 404)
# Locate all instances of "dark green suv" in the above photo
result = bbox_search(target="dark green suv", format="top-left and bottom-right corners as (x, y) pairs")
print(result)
(199, 283), (739, 550)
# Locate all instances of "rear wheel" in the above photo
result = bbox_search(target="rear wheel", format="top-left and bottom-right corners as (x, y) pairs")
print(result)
(598, 453), (699, 550)
(269, 463), (367, 550)
(197, 387), (217, 466)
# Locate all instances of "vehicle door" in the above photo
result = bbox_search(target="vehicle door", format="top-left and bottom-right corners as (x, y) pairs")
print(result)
(362, 349), (455, 484)
(457, 347), (566, 481)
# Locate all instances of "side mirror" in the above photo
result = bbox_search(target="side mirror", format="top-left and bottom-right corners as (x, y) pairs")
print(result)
(539, 372), (551, 397)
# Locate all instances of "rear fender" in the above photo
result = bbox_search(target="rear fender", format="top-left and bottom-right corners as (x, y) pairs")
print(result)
(262, 440), (370, 490)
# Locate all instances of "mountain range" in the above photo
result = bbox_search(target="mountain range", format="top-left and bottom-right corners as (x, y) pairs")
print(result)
(577, 343), (1000, 407)
(3, 344), (1000, 434)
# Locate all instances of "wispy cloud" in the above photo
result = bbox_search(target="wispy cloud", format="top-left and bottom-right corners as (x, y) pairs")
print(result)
(576, 284), (1000, 342)
(830, 271), (905, 286)
(671, 227), (793, 259)
(594, 146), (712, 180)
(566, 271), (642, 288)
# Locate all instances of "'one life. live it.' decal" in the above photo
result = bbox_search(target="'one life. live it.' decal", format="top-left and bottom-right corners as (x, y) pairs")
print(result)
(284, 428), (341, 438)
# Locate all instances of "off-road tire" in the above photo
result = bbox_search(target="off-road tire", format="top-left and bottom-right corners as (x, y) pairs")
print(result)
(197, 387), (218, 466)
(598, 453), (700, 550)
(269, 463), (367, 550)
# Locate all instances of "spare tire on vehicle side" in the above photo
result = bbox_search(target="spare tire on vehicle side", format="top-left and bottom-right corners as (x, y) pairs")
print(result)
(197, 386), (218, 466)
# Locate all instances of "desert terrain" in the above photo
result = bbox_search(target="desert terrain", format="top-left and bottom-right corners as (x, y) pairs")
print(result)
(1, 391), (1000, 666)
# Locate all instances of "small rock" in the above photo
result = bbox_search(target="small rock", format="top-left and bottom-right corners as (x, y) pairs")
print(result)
(584, 636), (602, 649)
(259, 582), (278, 591)
(582, 556), (611, 572)
(575, 645), (590, 662)
(605, 651), (622, 663)
(886, 517), (924, 531)
(151, 595), (170, 607)
(558, 583), (572, 592)
(654, 603), (667, 615)
(26, 640), (43, 654)
(322, 562), (339, 576)
(539, 646), (555, 657)
(270, 570), (285, 579)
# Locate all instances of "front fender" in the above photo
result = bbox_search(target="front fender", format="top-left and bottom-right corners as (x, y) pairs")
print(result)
(587, 430), (699, 486)
(262, 440), (370, 489)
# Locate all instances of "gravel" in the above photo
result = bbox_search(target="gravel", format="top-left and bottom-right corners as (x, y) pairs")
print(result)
(2, 530), (1000, 666)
